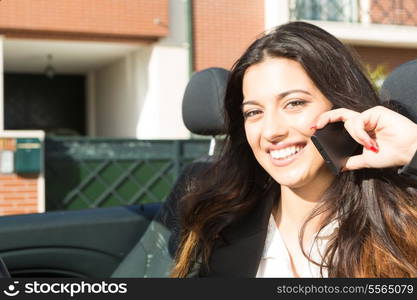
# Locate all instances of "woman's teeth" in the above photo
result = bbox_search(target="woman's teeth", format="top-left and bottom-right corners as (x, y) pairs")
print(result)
(270, 145), (304, 160)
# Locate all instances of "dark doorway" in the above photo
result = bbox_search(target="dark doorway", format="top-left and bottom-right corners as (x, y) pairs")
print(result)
(4, 73), (86, 136)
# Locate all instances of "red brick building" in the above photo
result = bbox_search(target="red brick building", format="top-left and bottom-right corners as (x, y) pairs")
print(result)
(0, 0), (168, 41)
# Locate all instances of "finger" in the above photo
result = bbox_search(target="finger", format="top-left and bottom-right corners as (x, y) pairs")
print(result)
(359, 109), (380, 133)
(315, 108), (360, 129)
(358, 108), (383, 149)
(341, 154), (369, 171)
(348, 116), (377, 150)
(357, 109), (382, 149)
(343, 118), (370, 149)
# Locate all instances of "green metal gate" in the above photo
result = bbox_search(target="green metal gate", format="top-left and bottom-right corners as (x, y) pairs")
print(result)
(45, 137), (210, 211)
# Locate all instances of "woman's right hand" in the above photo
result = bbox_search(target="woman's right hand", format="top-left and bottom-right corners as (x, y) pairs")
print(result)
(314, 106), (417, 171)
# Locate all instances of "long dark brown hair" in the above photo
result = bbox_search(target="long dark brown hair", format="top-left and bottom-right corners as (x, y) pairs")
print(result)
(171, 21), (417, 277)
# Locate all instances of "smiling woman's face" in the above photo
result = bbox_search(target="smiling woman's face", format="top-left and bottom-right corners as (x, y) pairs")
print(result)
(242, 57), (334, 188)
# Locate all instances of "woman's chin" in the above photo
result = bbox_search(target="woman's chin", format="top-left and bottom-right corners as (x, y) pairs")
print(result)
(276, 179), (307, 188)
(271, 173), (309, 188)
(270, 164), (335, 189)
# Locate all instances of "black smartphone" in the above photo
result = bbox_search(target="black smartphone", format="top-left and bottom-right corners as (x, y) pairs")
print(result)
(311, 122), (362, 175)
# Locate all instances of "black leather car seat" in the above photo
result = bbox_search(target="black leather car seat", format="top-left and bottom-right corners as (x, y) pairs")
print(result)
(381, 59), (417, 123)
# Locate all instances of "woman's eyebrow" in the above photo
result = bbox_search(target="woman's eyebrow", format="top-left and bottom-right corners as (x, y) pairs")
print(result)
(277, 89), (312, 99)
(241, 89), (312, 108)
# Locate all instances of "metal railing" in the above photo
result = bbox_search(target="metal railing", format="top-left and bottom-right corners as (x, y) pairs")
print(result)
(290, 0), (417, 26)
(45, 137), (211, 210)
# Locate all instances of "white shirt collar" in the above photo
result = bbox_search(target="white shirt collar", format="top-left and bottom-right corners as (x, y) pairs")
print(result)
(257, 214), (339, 277)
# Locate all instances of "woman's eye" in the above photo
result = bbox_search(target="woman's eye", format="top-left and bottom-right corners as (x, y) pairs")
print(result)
(285, 100), (307, 109)
(243, 110), (262, 119)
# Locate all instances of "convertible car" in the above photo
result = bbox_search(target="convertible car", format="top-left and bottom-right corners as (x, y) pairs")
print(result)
(0, 59), (415, 278)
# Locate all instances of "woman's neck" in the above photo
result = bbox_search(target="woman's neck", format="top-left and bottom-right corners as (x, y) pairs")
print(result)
(274, 171), (335, 234)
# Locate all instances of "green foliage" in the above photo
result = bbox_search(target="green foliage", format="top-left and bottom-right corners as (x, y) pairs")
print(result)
(366, 64), (388, 91)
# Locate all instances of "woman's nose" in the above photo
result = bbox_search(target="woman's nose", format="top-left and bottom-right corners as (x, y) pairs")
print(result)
(261, 111), (289, 142)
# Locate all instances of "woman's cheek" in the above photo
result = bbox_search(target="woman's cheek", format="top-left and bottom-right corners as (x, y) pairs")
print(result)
(292, 114), (318, 135)
(244, 125), (259, 150)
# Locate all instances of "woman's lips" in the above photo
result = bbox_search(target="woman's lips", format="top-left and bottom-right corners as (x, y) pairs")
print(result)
(268, 144), (306, 167)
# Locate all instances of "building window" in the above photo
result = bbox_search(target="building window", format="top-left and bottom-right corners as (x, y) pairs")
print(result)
(290, 0), (359, 23)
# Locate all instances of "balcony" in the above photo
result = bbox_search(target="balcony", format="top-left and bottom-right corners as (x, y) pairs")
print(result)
(263, 0), (417, 48)
(290, 0), (360, 23)
(289, 0), (417, 26)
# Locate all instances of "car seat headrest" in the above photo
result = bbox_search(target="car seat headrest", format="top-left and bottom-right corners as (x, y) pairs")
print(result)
(182, 67), (229, 136)
(381, 59), (417, 122)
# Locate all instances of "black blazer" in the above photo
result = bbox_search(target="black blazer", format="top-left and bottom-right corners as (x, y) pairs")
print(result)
(196, 191), (275, 277)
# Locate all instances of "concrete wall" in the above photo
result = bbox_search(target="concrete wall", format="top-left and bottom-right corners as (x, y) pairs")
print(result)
(137, 48), (189, 139)
(93, 55), (138, 137)
(91, 0), (190, 139)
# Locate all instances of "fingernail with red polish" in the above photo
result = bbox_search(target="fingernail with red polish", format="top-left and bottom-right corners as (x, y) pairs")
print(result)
(369, 146), (378, 153)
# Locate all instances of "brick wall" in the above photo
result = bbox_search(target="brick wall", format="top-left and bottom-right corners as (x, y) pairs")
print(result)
(353, 45), (417, 72)
(0, 174), (38, 216)
(193, 0), (265, 71)
(0, 0), (168, 42)
(0, 132), (44, 216)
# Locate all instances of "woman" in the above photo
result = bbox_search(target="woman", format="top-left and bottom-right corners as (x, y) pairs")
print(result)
(171, 22), (417, 277)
